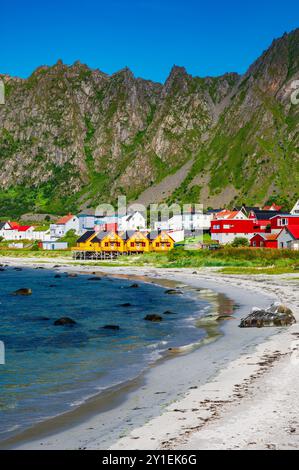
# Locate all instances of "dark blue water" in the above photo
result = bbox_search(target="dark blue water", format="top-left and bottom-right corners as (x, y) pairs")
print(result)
(0, 267), (207, 439)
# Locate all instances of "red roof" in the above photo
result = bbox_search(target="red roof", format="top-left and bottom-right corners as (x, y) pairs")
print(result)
(287, 226), (299, 239)
(17, 225), (32, 232)
(56, 214), (74, 225)
(214, 210), (242, 220)
(9, 221), (20, 229)
(263, 204), (282, 211)
(265, 232), (281, 241)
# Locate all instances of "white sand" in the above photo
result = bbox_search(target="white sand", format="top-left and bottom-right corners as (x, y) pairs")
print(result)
(1, 257), (299, 450)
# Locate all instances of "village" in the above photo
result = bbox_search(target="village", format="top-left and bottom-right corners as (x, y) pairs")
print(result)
(0, 199), (299, 256)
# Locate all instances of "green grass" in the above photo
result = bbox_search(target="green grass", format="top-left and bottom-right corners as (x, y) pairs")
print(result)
(1, 245), (299, 274)
(0, 249), (72, 258)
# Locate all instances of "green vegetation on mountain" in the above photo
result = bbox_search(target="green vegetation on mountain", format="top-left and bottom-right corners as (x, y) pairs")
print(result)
(0, 29), (298, 217)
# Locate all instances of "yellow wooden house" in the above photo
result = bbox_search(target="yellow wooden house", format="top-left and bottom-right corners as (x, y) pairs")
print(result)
(149, 231), (175, 252)
(99, 231), (126, 253)
(73, 231), (102, 251)
(74, 229), (175, 254)
(125, 230), (150, 253)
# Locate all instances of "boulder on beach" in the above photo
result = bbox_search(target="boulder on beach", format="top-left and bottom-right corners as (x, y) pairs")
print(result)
(12, 288), (32, 296)
(165, 289), (183, 295)
(102, 325), (120, 330)
(54, 317), (77, 326)
(144, 314), (163, 322)
(239, 303), (296, 328)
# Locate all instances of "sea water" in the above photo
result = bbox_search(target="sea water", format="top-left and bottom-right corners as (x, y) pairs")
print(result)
(0, 267), (208, 440)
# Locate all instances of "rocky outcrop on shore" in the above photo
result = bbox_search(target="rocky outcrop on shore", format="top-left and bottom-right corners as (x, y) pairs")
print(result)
(239, 303), (296, 328)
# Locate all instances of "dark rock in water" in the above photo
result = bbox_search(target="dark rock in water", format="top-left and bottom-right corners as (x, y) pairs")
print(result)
(102, 325), (120, 330)
(54, 274), (61, 278)
(144, 314), (163, 322)
(129, 283), (139, 288)
(88, 277), (102, 281)
(239, 303), (296, 328)
(165, 289), (183, 295)
(120, 303), (132, 307)
(54, 317), (77, 326)
(12, 288), (32, 296)
(14, 267), (22, 271)
(53, 265), (60, 268)
(0, 268), (5, 272)
(49, 284), (57, 288)
(33, 316), (50, 321)
(35, 266), (45, 270)
(163, 310), (177, 315)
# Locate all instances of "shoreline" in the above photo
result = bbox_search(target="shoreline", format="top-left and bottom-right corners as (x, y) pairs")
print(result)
(0, 257), (298, 449)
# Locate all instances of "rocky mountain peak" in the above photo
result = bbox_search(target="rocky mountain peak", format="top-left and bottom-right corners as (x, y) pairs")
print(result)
(0, 29), (298, 216)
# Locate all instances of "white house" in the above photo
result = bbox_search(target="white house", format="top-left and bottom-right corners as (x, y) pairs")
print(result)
(213, 209), (248, 220)
(167, 230), (185, 243)
(41, 241), (68, 251)
(30, 228), (52, 241)
(0, 222), (13, 238)
(155, 212), (212, 232)
(78, 213), (97, 234)
(0, 222), (51, 241)
(118, 212), (147, 231)
(50, 214), (80, 239)
(277, 226), (299, 250)
(5, 225), (35, 241)
(291, 200), (299, 215)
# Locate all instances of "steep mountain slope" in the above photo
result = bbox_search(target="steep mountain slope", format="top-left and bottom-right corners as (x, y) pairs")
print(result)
(0, 29), (298, 217)
(173, 29), (299, 208)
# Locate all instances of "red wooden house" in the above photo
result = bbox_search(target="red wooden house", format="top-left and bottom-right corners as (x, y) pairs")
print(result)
(211, 219), (270, 245)
(269, 214), (299, 230)
(250, 232), (280, 249)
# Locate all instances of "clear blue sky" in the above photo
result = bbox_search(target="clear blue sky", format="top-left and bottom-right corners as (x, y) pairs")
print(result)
(1, 0), (299, 83)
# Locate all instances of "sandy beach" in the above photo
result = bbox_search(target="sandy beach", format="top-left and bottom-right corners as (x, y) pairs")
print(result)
(1, 256), (299, 450)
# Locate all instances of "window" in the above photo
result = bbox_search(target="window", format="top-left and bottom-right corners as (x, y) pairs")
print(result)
(279, 218), (288, 226)
(131, 242), (134, 247)
(214, 225), (220, 230)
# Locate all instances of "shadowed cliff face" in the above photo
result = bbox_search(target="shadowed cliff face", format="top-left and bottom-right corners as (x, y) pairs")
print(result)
(0, 28), (298, 216)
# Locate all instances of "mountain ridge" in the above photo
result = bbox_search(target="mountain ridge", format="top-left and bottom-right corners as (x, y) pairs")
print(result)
(0, 28), (298, 216)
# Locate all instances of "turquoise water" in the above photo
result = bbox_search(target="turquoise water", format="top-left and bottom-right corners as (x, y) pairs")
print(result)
(0, 267), (207, 440)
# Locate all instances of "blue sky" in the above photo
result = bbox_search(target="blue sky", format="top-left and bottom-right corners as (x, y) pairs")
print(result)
(1, 0), (299, 82)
